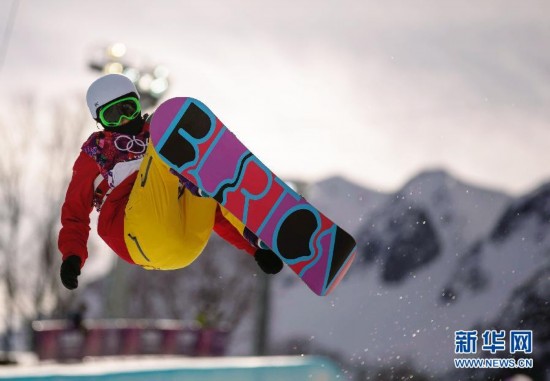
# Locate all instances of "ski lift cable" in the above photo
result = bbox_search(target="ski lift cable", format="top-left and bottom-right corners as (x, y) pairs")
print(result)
(0, 0), (21, 76)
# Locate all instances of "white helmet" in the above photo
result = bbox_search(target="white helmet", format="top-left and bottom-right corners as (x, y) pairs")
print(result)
(86, 74), (140, 119)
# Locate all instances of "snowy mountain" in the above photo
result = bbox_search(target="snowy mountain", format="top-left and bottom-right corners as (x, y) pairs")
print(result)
(77, 169), (549, 378)
(303, 175), (389, 236)
(263, 170), (549, 378)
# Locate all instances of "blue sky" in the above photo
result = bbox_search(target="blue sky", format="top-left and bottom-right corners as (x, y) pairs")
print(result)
(1, 0), (549, 194)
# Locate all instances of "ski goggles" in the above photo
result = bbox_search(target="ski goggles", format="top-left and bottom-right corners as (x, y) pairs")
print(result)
(98, 97), (141, 127)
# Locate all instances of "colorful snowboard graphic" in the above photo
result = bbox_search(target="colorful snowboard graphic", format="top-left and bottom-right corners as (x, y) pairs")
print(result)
(150, 98), (356, 295)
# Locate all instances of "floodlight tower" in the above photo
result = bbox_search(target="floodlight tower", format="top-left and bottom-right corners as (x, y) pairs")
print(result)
(88, 42), (170, 110)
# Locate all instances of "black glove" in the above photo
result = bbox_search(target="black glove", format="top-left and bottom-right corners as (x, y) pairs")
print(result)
(60, 255), (82, 290)
(254, 249), (283, 274)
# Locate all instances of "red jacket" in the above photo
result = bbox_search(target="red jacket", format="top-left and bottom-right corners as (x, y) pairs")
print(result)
(58, 123), (255, 269)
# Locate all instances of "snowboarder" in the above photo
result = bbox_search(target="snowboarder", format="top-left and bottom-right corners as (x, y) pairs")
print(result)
(58, 74), (283, 290)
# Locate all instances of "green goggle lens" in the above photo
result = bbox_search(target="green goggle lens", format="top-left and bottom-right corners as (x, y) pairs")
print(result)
(98, 97), (141, 127)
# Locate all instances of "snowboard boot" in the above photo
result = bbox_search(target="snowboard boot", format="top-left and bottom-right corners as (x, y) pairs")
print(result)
(254, 249), (283, 274)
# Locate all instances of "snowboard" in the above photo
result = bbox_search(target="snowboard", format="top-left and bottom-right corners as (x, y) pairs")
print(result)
(150, 97), (356, 296)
